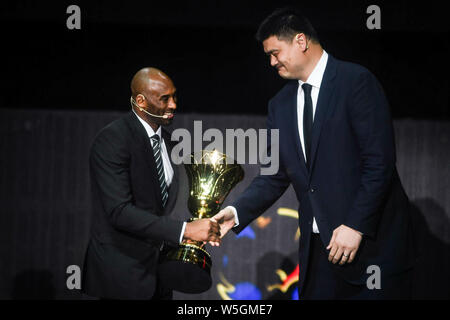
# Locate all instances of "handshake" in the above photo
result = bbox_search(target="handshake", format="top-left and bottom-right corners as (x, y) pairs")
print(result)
(182, 207), (236, 246)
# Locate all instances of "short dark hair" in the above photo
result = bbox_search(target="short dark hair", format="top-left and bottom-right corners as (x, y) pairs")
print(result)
(256, 7), (320, 44)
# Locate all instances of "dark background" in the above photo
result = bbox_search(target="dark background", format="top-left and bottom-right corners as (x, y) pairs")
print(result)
(1, 0), (449, 118)
(0, 0), (449, 301)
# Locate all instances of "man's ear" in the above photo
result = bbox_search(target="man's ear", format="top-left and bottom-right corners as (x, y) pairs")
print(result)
(295, 33), (308, 51)
(135, 94), (145, 108)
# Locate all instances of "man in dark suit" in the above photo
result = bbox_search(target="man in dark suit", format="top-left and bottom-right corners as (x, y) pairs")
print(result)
(82, 67), (221, 300)
(212, 8), (416, 299)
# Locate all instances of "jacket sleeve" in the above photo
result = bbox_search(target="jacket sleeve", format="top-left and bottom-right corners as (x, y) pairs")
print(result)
(90, 130), (184, 246)
(344, 70), (396, 239)
(232, 100), (291, 233)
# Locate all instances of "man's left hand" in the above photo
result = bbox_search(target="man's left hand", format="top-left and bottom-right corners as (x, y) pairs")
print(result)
(326, 224), (362, 265)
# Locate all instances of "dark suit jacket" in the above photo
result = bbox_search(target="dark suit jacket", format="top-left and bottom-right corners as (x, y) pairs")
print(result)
(233, 55), (416, 291)
(82, 112), (184, 299)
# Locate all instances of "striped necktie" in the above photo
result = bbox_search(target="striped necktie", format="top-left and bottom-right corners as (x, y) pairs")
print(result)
(151, 134), (168, 207)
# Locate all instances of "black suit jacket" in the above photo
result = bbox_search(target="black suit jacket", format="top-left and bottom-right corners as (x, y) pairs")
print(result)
(233, 55), (416, 292)
(82, 112), (184, 299)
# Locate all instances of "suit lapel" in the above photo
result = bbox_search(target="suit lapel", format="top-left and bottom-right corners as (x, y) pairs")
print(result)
(125, 112), (164, 209)
(308, 55), (337, 177)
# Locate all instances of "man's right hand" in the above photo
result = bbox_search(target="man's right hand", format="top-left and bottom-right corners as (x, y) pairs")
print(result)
(183, 218), (221, 244)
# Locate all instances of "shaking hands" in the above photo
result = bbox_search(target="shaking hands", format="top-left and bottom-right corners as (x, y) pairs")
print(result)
(209, 207), (237, 247)
(183, 218), (221, 244)
(183, 207), (237, 247)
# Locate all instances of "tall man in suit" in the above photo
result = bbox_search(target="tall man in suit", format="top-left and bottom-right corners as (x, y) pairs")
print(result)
(212, 8), (416, 299)
(82, 67), (221, 300)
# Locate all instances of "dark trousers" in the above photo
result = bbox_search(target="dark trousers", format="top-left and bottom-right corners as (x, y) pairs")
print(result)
(299, 234), (412, 300)
(151, 277), (173, 300)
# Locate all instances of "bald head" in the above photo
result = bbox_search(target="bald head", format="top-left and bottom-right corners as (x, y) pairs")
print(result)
(130, 67), (177, 131)
(131, 67), (173, 98)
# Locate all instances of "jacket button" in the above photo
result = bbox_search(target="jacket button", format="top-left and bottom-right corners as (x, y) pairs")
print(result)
(310, 188), (315, 193)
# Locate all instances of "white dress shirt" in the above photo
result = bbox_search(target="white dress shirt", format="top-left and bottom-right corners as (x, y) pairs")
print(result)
(297, 50), (328, 233)
(133, 110), (174, 185)
(133, 110), (186, 243)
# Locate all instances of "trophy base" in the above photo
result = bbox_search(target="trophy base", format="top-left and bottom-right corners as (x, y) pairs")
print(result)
(158, 243), (212, 294)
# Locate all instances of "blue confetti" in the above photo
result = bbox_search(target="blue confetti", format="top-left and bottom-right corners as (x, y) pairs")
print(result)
(229, 282), (262, 300)
(222, 255), (228, 268)
(235, 226), (255, 239)
(291, 287), (299, 300)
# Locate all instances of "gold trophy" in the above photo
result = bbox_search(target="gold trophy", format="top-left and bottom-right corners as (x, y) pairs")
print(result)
(159, 150), (244, 293)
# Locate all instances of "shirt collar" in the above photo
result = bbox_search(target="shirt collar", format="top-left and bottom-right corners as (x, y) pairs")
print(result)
(132, 109), (162, 139)
(298, 50), (328, 89)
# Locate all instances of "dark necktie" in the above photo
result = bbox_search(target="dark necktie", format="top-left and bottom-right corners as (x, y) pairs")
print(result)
(151, 134), (168, 207)
(302, 83), (313, 166)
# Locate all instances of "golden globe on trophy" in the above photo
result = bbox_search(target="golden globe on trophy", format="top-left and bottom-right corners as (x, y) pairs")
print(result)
(159, 150), (244, 293)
